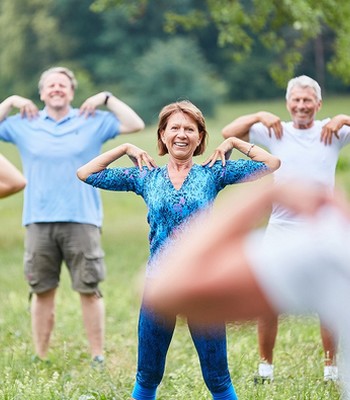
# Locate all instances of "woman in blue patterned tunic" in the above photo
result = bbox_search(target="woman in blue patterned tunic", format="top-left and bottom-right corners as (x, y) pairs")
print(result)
(77, 101), (280, 400)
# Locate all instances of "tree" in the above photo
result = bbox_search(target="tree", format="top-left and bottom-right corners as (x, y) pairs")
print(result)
(126, 37), (226, 123)
(91, 0), (350, 86)
(0, 0), (64, 97)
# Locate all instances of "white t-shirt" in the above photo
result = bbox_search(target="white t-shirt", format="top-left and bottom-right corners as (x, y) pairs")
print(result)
(245, 207), (350, 399)
(250, 120), (350, 224)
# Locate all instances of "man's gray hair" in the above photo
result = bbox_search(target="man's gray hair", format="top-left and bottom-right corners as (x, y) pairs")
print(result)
(38, 67), (78, 92)
(286, 75), (322, 101)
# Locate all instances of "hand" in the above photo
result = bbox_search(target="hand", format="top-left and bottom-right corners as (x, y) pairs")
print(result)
(79, 92), (106, 118)
(125, 144), (158, 170)
(320, 115), (347, 145)
(257, 111), (283, 139)
(13, 96), (39, 120)
(202, 138), (234, 167)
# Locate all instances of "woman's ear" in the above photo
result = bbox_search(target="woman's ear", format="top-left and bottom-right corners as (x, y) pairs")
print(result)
(197, 131), (203, 145)
(160, 130), (166, 143)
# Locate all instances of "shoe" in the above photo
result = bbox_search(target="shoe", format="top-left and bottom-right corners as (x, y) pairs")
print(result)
(254, 362), (274, 384)
(324, 365), (338, 382)
(31, 354), (51, 365)
(91, 355), (105, 369)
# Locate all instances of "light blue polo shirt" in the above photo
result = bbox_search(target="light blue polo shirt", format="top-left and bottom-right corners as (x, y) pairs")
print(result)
(0, 107), (120, 226)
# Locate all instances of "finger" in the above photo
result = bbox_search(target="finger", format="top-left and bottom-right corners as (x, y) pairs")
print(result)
(321, 130), (330, 145)
(143, 156), (154, 170)
(79, 104), (87, 114)
(149, 158), (158, 168)
(221, 154), (226, 167)
(327, 132), (333, 145)
(209, 152), (220, 167)
(203, 153), (216, 167)
(202, 156), (212, 166)
(274, 125), (283, 139)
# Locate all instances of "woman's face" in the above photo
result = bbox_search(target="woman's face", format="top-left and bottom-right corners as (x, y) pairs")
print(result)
(160, 112), (202, 161)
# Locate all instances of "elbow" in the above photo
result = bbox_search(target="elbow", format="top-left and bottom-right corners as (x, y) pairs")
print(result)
(122, 119), (145, 134)
(138, 118), (146, 131)
(76, 168), (86, 182)
(0, 179), (26, 198)
(269, 157), (281, 173)
(221, 127), (231, 139)
(12, 177), (26, 194)
(19, 177), (27, 191)
(137, 119), (146, 132)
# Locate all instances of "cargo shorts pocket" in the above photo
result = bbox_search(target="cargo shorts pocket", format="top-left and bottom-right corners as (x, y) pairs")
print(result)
(82, 251), (106, 285)
(24, 251), (40, 286)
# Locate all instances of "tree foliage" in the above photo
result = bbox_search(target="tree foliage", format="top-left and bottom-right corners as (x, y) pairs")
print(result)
(0, 0), (63, 96)
(0, 0), (349, 114)
(92, 0), (350, 85)
(127, 37), (226, 123)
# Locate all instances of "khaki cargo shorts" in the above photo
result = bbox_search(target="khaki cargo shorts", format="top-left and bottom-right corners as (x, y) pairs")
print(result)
(24, 223), (105, 295)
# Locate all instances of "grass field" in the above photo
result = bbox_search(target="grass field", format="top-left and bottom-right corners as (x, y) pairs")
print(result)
(1, 97), (350, 399)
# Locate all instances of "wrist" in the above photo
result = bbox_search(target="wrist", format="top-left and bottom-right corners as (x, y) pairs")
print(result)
(103, 91), (113, 106)
(246, 143), (255, 157)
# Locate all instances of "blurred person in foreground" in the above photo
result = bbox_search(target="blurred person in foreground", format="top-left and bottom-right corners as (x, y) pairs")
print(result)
(144, 182), (350, 400)
(77, 100), (280, 399)
(0, 154), (26, 197)
(222, 74), (350, 382)
(0, 66), (145, 365)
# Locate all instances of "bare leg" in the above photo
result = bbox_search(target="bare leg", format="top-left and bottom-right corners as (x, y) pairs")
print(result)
(321, 323), (337, 365)
(31, 289), (56, 359)
(258, 315), (278, 364)
(80, 293), (105, 358)
(321, 322), (338, 381)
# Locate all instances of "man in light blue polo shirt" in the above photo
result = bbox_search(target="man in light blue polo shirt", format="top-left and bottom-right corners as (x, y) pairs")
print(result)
(0, 66), (145, 365)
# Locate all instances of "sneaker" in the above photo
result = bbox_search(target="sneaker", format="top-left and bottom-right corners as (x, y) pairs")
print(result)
(324, 365), (338, 382)
(254, 362), (274, 384)
(91, 355), (105, 369)
(31, 354), (51, 365)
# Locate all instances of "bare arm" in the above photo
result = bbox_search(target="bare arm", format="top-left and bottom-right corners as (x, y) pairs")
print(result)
(0, 95), (39, 122)
(144, 182), (347, 323)
(79, 92), (145, 133)
(321, 114), (350, 145)
(0, 154), (26, 198)
(222, 111), (283, 141)
(77, 143), (157, 181)
(203, 137), (281, 172)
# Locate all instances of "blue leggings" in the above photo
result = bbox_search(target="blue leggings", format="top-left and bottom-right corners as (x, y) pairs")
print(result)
(132, 306), (237, 399)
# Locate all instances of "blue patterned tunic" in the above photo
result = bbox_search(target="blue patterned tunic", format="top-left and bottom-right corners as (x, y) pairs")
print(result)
(86, 159), (268, 270)
(86, 158), (269, 398)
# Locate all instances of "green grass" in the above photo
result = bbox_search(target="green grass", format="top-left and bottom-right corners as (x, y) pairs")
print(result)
(1, 98), (349, 399)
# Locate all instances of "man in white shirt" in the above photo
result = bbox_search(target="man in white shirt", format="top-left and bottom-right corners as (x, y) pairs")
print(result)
(221, 75), (350, 382)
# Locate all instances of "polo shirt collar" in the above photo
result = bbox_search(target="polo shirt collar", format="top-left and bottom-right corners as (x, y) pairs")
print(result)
(41, 107), (76, 123)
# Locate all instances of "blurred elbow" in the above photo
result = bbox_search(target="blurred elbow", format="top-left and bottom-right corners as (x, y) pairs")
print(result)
(76, 168), (86, 182)
(0, 178), (26, 198)
(221, 127), (231, 139)
(270, 157), (281, 173)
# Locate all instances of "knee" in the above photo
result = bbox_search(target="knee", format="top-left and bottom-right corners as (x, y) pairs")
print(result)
(202, 369), (232, 394)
